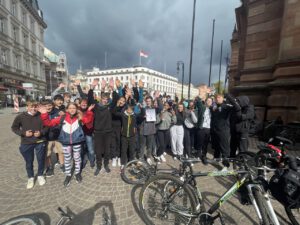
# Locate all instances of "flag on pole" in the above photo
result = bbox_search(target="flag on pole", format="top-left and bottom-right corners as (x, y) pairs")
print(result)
(139, 50), (148, 58)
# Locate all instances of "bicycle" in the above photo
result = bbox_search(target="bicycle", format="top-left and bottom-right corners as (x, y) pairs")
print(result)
(255, 136), (300, 225)
(121, 157), (194, 185)
(1, 207), (73, 225)
(139, 153), (280, 225)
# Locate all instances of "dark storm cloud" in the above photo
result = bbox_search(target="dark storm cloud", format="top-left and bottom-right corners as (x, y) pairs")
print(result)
(39, 0), (241, 85)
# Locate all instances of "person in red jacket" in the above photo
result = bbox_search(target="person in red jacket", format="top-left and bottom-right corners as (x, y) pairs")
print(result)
(39, 102), (94, 187)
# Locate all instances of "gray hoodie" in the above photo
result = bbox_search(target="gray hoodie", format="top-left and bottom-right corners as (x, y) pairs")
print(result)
(156, 110), (177, 130)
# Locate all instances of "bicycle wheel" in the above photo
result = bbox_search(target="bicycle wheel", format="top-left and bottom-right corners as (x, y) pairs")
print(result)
(121, 159), (151, 184)
(139, 174), (199, 225)
(252, 188), (277, 225)
(285, 207), (300, 225)
(1, 216), (40, 225)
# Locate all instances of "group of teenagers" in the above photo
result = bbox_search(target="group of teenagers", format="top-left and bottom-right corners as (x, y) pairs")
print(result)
(11, 78), (255, 189)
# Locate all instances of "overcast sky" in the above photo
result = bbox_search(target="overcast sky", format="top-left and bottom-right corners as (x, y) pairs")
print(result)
(39, 0), (241, 85)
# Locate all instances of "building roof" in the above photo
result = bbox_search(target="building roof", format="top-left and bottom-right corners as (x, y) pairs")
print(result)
(20, 0), (47, 28)
(44, 47), (59, 63)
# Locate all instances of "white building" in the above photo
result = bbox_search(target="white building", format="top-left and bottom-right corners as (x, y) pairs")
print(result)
(87, 66), (178, 98)
(176, 83), (199, 100)
(0, 0), (47, 102)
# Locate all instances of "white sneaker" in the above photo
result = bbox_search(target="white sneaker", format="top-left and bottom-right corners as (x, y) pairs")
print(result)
(146, 158), (152, 165)
(26, 178), (34, 189)
(160, 155), (166, 162)
(37, 176), (46, 186)
(112, 158), (117, 167)
(117, 157), (121, 167)
(173, 156), (177, 161)
(163, 152), (167, 156)
(221, 167), (228, 172)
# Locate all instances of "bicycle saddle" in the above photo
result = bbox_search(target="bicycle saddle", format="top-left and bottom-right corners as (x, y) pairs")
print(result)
(180, 158), (202, 164)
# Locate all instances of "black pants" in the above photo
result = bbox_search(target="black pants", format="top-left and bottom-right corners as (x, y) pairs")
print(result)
(94, 132), (112, 168)
(196, 128), (210, 158)
(189, 128), (196, 150)
(230, 131), (248, 157)
(121, 136), (136, 165)
(111, 126), (121, 158)
(157, 129), (170, 157)
(184, 128), (192, 157)
(213, 129), (230, 159)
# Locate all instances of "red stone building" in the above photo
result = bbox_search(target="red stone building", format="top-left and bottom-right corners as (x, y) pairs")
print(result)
(229, 0), (300, 123)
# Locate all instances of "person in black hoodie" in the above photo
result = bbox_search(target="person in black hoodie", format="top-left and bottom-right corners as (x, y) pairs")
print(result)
(88, 82), (113, 175)
(230, 95), (255, 157)
(112, 104), (136, 171)
(211, 93), (241, 169)
(11, 100), (48, 189)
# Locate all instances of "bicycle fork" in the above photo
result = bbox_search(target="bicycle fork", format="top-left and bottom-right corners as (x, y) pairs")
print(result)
(247, 184), (280, 225)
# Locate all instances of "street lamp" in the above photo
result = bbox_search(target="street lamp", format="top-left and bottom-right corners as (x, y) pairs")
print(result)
(177, 61), (184, 100)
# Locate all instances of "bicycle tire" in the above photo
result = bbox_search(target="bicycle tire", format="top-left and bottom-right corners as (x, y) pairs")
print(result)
(252, 188), (275, 225)
(1, 215), (40, 225)
(121, 159), (151, 184)
(285, 207), (300, 225)
(139, 173), (200, 225)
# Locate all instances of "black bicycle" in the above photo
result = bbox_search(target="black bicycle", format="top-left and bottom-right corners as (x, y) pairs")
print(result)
(138, 153), (281, 225)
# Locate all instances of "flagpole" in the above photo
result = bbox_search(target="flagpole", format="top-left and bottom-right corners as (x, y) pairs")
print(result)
(139, 50), (141, 66)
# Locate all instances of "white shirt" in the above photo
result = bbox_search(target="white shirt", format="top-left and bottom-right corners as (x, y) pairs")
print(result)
(202, 107), (211, 129)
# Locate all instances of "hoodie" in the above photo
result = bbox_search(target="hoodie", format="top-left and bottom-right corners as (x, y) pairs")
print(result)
(11, 112), (48, 145)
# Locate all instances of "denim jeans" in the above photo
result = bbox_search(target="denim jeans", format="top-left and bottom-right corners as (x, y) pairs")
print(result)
(19, 142), (46, 178)
(85, 135), (95, 164)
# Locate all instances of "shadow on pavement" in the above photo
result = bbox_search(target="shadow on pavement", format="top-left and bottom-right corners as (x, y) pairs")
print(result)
(0, 212), (50, 225)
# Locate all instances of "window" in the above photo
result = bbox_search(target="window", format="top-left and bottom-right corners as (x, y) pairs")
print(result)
(12, 25), (18, 42)
(0, 17), (6, 34)
(32, 62), (37, 76)
(40, 28), (44, 41)
(30, 18), (35, 33)
(25, 59), (30, 73)
(121, 76), (123, 81)
(126, 76), (128, 80)
(23, 33), (28, 48)
(12, 1), (17, 16)
(31, 39), (36, 54)
(14, 53), (21, 69)
(0, 48), (8, 65)
(22, 10), (27, 25)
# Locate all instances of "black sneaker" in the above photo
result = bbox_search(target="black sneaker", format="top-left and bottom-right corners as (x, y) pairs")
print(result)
(64, 176), (72, 187)
(104, 166), (111, 173)
(60, 165), (65, 173)
(75, 173), (82, 183)
(45, 167), (54, 177)
(201, 156), (208, 165)
(90, 161), (95, 169)
(94, 167), (101, 176)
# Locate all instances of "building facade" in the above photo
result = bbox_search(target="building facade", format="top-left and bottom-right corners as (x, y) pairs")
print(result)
(175, 83), (199, 101)
(0, 0), (47, 104)
(87, 66), (178, 98)
(229, 0), (300, 123)
(44, 49), (69, 96)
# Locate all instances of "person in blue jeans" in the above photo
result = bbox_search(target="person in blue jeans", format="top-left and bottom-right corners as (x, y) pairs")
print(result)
(11, 100), (48, 189)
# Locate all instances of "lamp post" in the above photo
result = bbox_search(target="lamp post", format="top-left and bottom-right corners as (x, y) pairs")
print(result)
(208, 19), (215, 87)
(188, 0), (197, 100)
(177, 61), (184, 100)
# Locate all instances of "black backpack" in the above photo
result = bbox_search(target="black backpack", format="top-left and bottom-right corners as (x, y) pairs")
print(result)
(47, 116), (66, 141)
(269, 168), (300, 209)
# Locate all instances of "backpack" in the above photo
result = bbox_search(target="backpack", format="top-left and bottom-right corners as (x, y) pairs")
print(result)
(47, 116), (66, 141)
(269, 169), (300, 209)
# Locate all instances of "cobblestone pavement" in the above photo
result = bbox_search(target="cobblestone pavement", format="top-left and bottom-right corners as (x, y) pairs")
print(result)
(0, 109), (295, 225)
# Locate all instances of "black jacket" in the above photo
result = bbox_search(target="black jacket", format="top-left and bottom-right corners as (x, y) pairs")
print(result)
(231, 96), (255, 133)
(112, 108), (136, 137)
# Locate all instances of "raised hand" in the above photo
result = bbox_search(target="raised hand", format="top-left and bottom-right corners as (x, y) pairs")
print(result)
(138, 79), (144, 88)
(58, 111), (65, 116)
(115, 78), (121, 88)
(101, 79), (106, 90)
(130, 78), (136, 87)
(74, 79), (81, 86)
(88, 104), (95, 111)
(59, 83), (65, 89)
(91, 79), (99, 88)
(109, 78), (114, 90)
